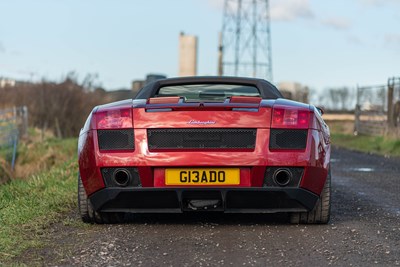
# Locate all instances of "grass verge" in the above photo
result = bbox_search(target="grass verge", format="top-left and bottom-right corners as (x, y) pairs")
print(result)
(331, 133), (400, 157)
(14, 136), (78, 179)
(0, 138), (78, 263)
(326, 120), (400, 157)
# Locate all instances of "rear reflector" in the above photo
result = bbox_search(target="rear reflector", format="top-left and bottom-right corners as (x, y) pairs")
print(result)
(95, 108), (133, 129)
(271, 108), (309, 129)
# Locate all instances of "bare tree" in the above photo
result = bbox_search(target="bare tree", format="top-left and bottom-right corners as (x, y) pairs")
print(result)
(325, 87), (354, 111)
(0, 76), (107, 137)
(329, 88), (341, 110)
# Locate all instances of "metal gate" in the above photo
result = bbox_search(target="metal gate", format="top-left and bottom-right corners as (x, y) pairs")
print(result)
(354, 77), (400, 136)
(0, 106), (28, 170)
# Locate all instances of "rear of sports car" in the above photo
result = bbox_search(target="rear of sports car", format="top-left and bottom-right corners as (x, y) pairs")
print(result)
(78, 78), (331, 224)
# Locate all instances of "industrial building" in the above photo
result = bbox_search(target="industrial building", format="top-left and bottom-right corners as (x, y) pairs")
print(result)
(131, 74), (167, 95)
(179, 32), (198, 77)
(278, 82), (309, 103)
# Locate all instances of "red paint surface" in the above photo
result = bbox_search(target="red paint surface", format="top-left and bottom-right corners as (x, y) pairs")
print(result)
(78, 101), (330, 196)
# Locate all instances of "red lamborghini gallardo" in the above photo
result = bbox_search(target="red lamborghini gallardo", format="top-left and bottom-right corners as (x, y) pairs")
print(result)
(78, 77), (331, 224)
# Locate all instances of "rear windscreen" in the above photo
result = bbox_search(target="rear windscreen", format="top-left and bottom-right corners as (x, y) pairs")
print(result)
(156, 84), (260, 101)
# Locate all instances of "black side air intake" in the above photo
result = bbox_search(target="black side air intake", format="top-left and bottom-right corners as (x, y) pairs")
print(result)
(269, 129), (307, 150)
(98, 129), (134, 151)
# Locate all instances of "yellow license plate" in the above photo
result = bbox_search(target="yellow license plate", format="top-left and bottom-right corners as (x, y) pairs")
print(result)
(165, 168), (240, 185)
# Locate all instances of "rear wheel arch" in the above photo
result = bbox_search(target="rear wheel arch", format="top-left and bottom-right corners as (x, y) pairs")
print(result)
(78, 174), (125, 224)
(290, 167), (331, 224)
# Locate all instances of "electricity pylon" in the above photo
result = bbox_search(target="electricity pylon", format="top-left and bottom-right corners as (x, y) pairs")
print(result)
(219, 0), (273, 81)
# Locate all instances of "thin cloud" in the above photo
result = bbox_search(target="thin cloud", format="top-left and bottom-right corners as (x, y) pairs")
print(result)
(361, 0), (384, 6)
(360, 0), (399, 6)
(0, 41), (5, 53)
(207, 0), (224, 10)
(207, 0), (314, 22)
(347, 35), (363, 45)
(270, 0), (314, 21)
(385, 33), (400, 48)
(322, 17), (351, 30)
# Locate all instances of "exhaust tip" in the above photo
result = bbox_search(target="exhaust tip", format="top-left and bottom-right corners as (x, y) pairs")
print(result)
(113, 169), (131, 187)
(273, 168), (292, 187)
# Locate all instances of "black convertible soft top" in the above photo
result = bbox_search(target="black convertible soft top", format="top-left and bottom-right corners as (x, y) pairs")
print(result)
(135, 76), (283, 100)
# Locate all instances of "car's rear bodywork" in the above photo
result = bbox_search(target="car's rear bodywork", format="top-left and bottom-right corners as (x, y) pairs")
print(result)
(78, 77), (331, 222)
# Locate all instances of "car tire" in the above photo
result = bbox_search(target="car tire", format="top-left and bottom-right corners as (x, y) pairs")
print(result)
(290, 168), (331, 224)
(78, 174), (92, 223)
(78, 174), (125, 224)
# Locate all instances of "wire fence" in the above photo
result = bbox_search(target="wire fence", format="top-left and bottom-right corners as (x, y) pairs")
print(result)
(355, 77), (400, 136)
(0, 106), (28, 170)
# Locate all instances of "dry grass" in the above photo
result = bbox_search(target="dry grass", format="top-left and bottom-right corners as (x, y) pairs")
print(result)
(325, 120), (355, 135)
(325, 118), (400, 157)
(0, 158), (13, 184)
(323, 114), (355, 121)
(12, 128), (75, 179)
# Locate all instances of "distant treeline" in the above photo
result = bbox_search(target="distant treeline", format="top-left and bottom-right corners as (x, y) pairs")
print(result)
(0, 77), (135, 138)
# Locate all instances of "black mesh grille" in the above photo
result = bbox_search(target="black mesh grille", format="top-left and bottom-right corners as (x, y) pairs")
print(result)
(98, 129), (134, 150)
(263, 167), (304, 187)
(147, 128), (256, 150)
(269, 129), (307, 149)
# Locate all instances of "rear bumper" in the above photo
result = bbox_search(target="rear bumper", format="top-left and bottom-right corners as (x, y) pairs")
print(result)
(89, 187), (319, 213)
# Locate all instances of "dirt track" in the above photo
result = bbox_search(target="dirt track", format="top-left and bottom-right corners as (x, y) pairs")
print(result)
(18, 147), (400, 266)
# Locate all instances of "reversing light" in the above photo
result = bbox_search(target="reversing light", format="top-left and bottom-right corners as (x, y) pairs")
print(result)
(96, 108), (133, 129)
(272, 108), (309, 128)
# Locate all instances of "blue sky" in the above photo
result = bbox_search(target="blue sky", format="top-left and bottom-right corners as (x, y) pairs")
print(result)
(0, 0), (399, 91)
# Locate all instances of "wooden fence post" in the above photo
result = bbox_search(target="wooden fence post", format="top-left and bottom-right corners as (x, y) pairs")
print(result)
(22, 106), (28, 138)
(387, 78), (394, 128)
(354, 84), (360, 135)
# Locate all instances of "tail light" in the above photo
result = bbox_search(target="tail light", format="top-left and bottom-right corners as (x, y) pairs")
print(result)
(271, 107), (309, 129)
(95, 108), (133, 129)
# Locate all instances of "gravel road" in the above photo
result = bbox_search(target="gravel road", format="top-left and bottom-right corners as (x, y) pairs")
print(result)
(19, 147), (400, 266)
